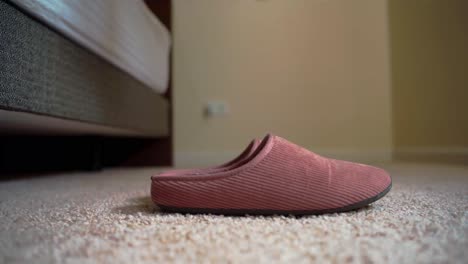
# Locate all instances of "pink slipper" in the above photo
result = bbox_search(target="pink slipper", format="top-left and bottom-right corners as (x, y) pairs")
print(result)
(158, 139), (260, 177)
(151, 134), (391, 215)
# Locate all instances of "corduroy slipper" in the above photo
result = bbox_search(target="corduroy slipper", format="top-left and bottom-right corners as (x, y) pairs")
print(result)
(158, 139), (260, 177)
(151, 134), (392, 215)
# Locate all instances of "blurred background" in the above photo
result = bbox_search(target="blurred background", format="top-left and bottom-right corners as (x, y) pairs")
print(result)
(172, 0), (468, 167)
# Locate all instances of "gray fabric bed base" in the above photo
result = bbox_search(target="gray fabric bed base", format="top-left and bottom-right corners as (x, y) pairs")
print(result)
(0, 0), (169, 137)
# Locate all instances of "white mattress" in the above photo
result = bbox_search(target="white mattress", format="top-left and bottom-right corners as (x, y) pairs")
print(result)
(11, 0), (171, 94)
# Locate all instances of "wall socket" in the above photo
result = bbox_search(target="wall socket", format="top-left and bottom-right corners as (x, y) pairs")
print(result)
(204, 101), (229, 117)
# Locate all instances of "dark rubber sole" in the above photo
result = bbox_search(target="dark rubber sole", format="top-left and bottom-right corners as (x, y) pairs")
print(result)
(158, 182), (392, 216)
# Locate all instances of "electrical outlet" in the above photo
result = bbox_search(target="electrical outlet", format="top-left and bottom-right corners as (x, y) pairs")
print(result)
(205, 101), (229, 117)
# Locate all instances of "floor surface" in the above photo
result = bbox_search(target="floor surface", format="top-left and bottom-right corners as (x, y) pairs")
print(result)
(0, 163), (467, 263)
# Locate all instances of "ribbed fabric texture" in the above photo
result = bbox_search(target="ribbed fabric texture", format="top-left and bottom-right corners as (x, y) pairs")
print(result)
(157, 140), (259, 177)
(151, 135), (391, 211)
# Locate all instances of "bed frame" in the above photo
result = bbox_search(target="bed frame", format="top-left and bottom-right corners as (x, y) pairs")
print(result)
(0, 0), (172, 172)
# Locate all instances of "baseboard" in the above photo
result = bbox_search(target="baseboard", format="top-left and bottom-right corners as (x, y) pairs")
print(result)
(175, 148), (392, 168)
(394, 147), (468, 164)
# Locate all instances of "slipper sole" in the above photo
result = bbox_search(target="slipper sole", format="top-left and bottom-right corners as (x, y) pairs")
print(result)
(157, 182), (392, 216)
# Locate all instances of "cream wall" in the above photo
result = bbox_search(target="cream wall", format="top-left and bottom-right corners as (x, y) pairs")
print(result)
(172, 0), (392, 166)
(389, 0), (468, 161)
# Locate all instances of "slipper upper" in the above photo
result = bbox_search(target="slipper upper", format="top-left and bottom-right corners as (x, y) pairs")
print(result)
(151, 134), (391, 211)
(155, 139), (260, 177)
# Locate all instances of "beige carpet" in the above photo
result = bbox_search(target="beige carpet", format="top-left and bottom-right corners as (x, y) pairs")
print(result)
(0, 163), (467, 263)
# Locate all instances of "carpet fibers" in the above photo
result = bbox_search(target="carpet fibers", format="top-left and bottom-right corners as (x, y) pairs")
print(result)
(0, 163), (467, 263)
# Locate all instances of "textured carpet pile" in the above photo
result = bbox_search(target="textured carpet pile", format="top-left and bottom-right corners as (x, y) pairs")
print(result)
(0, 163), (467, 263)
